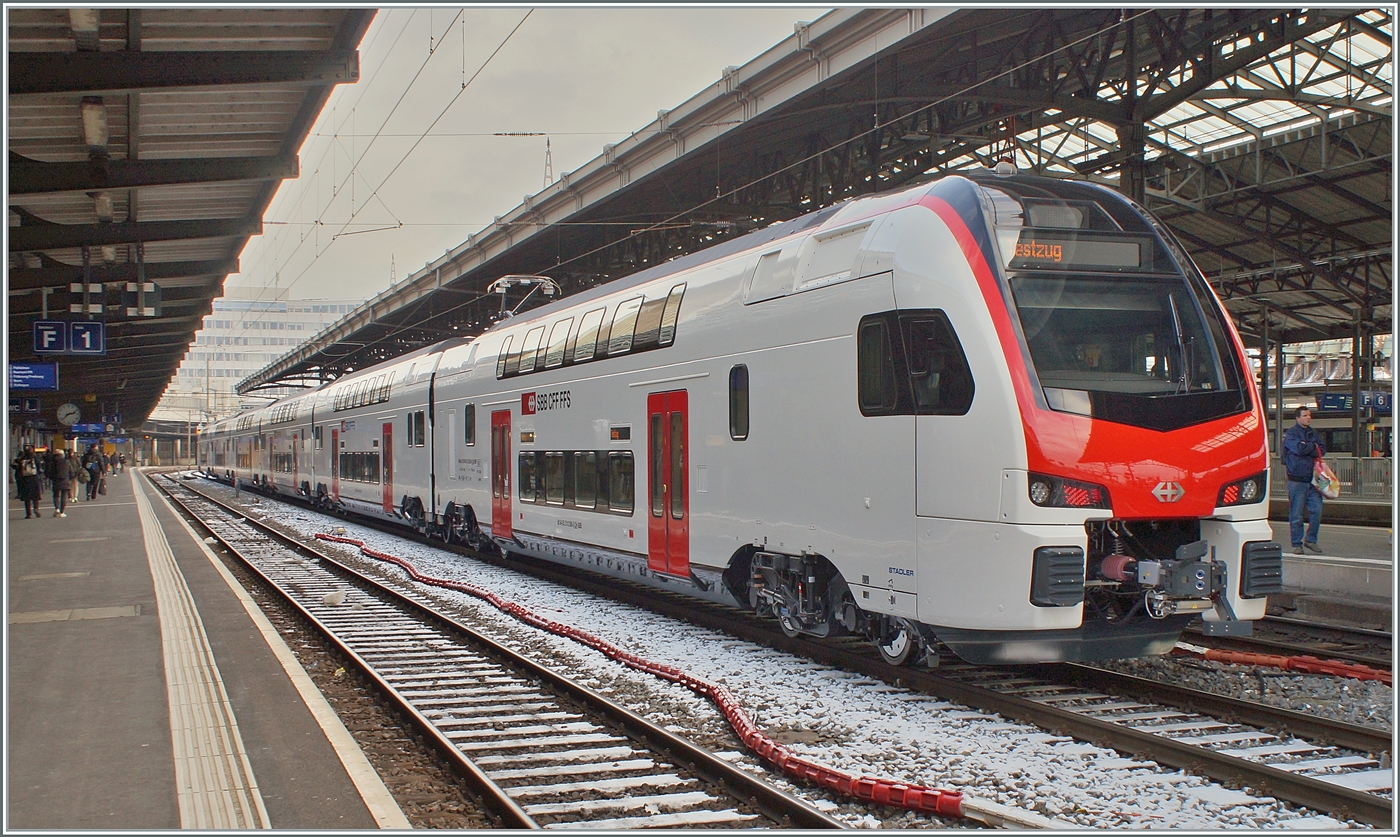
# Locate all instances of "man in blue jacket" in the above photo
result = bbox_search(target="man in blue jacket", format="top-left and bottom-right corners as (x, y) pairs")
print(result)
(1282, 406), (1325, 554)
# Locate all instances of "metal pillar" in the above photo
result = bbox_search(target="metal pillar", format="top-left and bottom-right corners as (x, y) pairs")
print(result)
(1258, 304), (1270, 450)
(1352, 316), (1362, 456)
(1274, 339), (1286, 456)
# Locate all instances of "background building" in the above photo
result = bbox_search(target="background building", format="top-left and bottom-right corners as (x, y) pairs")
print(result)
(148, 287), (361, 424)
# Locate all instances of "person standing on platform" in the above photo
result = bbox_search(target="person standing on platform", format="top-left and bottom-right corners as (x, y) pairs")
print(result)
(66, 449), (80, 504)
(1282, 405), (1326, 554)
(12, 446), (41, 518)
(48, 447), (72, 517)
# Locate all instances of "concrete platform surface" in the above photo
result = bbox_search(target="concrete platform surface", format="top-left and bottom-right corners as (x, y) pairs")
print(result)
(7, 468), (406, 829)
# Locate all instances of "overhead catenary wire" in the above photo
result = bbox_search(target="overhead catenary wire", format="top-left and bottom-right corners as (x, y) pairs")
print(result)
(308, 9), (1166, 366)
(215, 9), (517, 352)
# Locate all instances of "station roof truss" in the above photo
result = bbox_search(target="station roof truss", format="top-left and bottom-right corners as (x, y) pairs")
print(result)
(7, 8), (374, 426)
(222, 10), (1393, 395)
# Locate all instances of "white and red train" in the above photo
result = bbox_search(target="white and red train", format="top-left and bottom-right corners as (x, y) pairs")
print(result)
(201, 170), (1283, 665)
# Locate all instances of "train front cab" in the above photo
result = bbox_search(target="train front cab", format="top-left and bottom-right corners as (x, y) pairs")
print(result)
(891, 173), (1280, 664)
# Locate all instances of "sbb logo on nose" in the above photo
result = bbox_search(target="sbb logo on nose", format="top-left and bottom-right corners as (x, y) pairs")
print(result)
(1152, 481), (1185, 502)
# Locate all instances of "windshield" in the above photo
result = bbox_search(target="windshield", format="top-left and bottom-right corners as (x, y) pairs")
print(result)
(1013, 274), (1224, 396)
(1009, 270), (1249, 429)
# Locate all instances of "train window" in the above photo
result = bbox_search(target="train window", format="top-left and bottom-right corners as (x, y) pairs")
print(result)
(518, 326), (546, 374)
(573, 451), (597, 509)
(607, 452), (634, 514)
(670, 412), (685, 519)
(463, 404), (476, 445)
(338, 451), (382, 483)
(857, 318), (900, 415)
(570, 308), (607, 364)
(377, 373), (392, 403)
(407, 411), (426, 446)
(314, 426), (323, 450)
(729, 365), (749, 440)
(650, 413), (664, 517)
(606, 297), (643, 356)
(544, 318), (573, 369)
(903, 314), (975, 416)
(497, 335), (514, 378)
(544, 452), (566, 504)
(858, 310), (975, 417)
(632, 296), (667, 351)
(518, 452), (542, 502)
(659, 283), (685, 346)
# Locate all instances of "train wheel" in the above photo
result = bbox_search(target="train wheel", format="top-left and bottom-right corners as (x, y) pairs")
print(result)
(875, 618), (920, 666)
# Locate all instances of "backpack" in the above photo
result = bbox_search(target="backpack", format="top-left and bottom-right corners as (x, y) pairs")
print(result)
(76, 467), (90, 484)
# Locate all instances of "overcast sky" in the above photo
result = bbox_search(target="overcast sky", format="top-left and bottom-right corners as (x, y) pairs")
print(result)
(226, 6), (829, 304)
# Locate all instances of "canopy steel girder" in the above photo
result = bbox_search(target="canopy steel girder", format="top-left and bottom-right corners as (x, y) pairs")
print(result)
(6, 8), (375, 427)
(239, 7), (1389, 393)
(9, 217), (263, 252)
(9, 49), (359, 95)
(8, 291), (210, 318)
(7, 259), (237, 291)
(9, 151), (299, 196)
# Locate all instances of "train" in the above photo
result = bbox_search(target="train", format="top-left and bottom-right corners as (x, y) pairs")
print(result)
(201, 169), (1284, 665)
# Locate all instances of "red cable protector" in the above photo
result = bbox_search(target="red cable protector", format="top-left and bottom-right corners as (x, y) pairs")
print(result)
(1175, 646), (1391, 685)
(314, 533), (965, 819)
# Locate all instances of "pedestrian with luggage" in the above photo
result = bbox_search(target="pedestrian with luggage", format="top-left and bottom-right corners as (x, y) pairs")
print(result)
(12, 446), (41, 518)
(1282, 406), (1326, 554)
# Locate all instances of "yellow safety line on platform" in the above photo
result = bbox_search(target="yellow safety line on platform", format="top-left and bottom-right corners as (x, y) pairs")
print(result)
(134, 473), (271, 829)
(156, 481), (412, 829)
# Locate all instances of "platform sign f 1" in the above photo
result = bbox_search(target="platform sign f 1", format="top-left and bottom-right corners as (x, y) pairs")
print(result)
(33, 320), (67, 353)
(70, 321), (105, 355)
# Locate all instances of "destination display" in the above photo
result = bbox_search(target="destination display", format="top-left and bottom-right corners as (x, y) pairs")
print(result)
(1001, 230), (1149, 271)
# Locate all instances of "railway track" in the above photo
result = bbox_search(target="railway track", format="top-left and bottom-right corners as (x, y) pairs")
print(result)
(180, 474), (1394, 828)
(153, 475), (842, 830)
(1184, 618), (1393, 672)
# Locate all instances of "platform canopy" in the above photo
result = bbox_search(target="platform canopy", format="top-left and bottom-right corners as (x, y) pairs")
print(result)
(84, 9), (1390, 398)
(7, 8), (375, 427)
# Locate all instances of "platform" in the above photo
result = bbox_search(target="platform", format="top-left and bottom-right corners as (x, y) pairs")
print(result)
(6, 468), (408, 830)
(1265, 521), (1394, 630)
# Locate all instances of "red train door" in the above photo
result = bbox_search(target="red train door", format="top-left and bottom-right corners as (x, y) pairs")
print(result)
(381, 422), (394, 513)
(330, 428), (340, 500)
(491, 410), (512, 538)
(647, 390), (689, 577)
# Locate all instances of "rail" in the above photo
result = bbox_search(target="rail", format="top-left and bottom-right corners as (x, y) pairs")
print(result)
(1270, 456), (1392, 501)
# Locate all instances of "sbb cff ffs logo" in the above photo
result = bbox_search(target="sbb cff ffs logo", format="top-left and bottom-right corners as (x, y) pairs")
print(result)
(521, 390), (570, 415)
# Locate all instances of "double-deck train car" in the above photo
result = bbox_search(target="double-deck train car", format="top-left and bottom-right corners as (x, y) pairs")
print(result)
(206, 170), (1283, 665)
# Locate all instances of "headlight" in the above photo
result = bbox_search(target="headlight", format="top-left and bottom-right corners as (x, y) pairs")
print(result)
(1028, 473), (1111, 509)
(1217, 471), (1268, 507)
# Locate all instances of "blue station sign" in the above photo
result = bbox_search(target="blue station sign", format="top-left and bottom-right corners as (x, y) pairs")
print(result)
(9, 362), (60, 391)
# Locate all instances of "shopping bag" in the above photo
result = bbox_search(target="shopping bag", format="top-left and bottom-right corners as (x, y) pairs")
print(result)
(76, 467), (90, 484)
(98, 478), (107, 496)
(1312, 458), (1341, 499)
